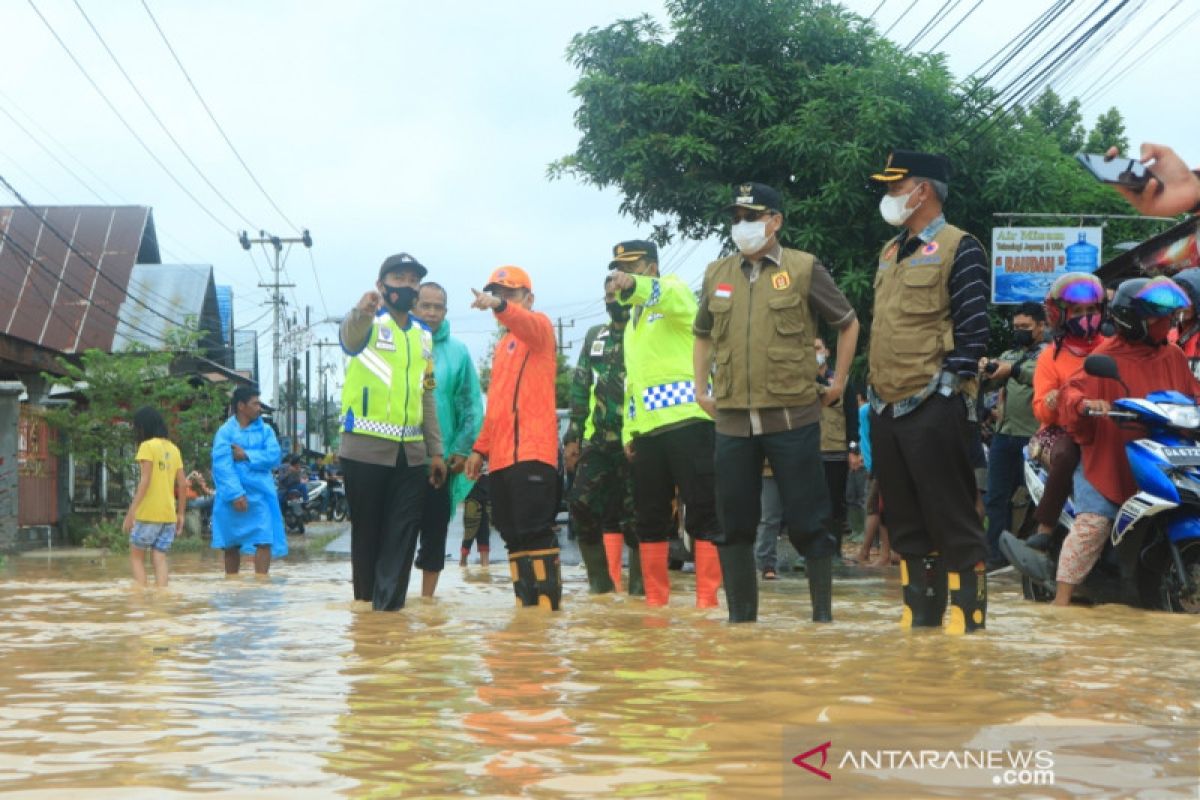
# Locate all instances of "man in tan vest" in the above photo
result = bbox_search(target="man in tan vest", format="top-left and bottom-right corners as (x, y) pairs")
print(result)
(694, 182), (859, 623)
(867, 150), (990, 634)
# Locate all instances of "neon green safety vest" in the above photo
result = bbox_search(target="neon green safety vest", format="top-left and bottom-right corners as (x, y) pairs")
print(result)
(620, 274), (710, 444)
(340, 313), (434, 443)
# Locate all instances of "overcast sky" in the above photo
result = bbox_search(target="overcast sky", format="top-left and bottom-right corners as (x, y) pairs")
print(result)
(1, 0), (1194, 405)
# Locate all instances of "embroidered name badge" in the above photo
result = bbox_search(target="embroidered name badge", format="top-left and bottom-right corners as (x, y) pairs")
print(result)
(646, 313), (664, 324)
(714, 283), (733, 298)
(922, 241), (939, 255)
(772, 271), (791, 291)
(590, 339), (605, 357)
(907, 256), (941, 266)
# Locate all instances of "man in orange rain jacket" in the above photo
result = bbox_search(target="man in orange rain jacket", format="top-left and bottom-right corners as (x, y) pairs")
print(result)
(465, 266), (562, 610)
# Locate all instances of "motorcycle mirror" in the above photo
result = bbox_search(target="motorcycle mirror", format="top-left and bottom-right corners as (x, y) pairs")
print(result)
(1084, 354), (1120, 381)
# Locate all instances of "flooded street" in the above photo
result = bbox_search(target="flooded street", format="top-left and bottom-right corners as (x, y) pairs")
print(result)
(0, 529), (1197, 798)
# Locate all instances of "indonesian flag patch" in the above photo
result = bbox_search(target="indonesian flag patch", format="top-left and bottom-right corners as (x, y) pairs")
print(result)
(714, 283), (733, 298)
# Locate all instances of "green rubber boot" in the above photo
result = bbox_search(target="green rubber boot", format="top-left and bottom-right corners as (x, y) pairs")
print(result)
(578, 541), (616, 594)
(806, 555), (833, 623)
(717, 542), (758, 623)
(626, 543), (645, 597)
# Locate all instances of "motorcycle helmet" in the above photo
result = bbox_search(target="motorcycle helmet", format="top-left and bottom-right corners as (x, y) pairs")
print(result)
(1109, 276), (1192, 344)
(1172, 267), (1200, 314)
(1043, 272), (1105, 332)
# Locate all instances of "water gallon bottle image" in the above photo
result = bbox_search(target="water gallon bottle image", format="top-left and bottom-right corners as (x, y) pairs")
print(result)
(1066, 231), (1099, 271)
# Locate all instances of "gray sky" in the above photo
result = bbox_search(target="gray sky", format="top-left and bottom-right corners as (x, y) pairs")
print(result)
(1, 0), (1194, 405)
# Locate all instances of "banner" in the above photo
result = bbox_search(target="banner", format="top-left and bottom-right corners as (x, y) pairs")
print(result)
(991, 226), (1103, 304)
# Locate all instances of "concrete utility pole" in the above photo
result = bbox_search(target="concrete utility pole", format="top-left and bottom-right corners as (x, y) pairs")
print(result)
(238, 229), (312, 414)
(313, 340), (342, 451)
(556, 317), (575, 355)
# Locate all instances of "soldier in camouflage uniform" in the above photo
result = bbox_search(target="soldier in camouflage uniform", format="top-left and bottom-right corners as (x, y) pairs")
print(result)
(563, 276), (642, 595)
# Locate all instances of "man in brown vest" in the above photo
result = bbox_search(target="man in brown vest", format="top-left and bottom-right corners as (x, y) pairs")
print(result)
(867, 150), (990, 634)
(693, 182), (860, 623)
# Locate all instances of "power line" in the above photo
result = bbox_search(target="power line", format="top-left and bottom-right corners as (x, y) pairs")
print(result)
(881, 0), (921, 37)
(25, 0), (237, 236)
(139, 0), (303, 235)
(927, 0), (985, 52)
(70, 0), (261, 231)
(904, 0), (962, 52)
(867, 1), (887, 22)
(1078, 5), (1199, 108)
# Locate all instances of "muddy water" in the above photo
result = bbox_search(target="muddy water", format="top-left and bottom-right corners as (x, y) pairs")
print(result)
(0, 547), (1197, 798)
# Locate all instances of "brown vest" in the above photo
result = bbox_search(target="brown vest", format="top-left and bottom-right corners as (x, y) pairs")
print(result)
(706, 248), (817, 410)
(868, 224), (971, 404)
(819, 397), (847, 452)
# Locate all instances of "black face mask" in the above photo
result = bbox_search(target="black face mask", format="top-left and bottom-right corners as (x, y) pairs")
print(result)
(606, 301), (629, 323)
(1012, 329), (1035, 348)
(383, 286), (418, 314)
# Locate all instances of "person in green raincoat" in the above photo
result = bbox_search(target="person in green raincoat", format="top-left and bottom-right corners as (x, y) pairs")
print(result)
(414, 281), (484, 597)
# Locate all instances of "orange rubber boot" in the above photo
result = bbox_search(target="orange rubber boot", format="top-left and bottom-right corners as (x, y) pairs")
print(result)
(639, 541), (670, 607)
(694, 539), (723, 609)
(603, 532), (625, 592)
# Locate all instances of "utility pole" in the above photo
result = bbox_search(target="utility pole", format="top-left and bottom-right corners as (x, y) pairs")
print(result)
(238, 228), (312, 417)
(556, 317), (575, 355)
(314, 340), (341, 452)
(304, 305), (311, 454)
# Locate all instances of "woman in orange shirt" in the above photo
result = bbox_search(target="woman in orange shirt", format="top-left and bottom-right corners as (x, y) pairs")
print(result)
(1027, 273), (1106, 550)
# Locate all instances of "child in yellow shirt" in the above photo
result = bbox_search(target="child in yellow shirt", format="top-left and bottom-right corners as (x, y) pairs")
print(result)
(122, 406), (186, 587)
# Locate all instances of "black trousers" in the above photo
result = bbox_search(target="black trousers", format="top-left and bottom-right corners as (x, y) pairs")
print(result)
(715, 422), (836, 558)
(416, 480), (451, 572)
(870, 393), (987, 571)
(343, 449), (428, 610)
(823, 457), (848, 529)
(630, 420), (719, 543)
(490, 461), (559, 553)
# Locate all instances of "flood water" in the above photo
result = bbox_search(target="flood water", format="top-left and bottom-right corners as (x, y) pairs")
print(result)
(0, 532), (1197, 799)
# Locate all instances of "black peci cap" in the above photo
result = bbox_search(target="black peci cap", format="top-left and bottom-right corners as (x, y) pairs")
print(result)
(724, 181), (783, 212)
(609, 240), (659, 268)
(869, 150), (953, 185)
(378, 252), (428, 281)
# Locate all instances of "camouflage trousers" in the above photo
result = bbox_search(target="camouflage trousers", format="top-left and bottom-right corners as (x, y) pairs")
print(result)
(568, 442), (636, 547)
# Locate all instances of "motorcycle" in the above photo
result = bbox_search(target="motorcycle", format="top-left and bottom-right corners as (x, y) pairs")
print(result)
(279, 480), (327, 536)
(1001, 354), (1200, 613)
(326, 476), (349, 522)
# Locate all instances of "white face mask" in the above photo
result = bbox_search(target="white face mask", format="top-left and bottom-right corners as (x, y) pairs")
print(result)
(879, 188), (920, 227)
(816, 352), (827, 367)
(731, 219), (770, 254)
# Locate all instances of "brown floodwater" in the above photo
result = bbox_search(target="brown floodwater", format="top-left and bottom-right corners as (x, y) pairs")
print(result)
(0, 545), (1197, 799)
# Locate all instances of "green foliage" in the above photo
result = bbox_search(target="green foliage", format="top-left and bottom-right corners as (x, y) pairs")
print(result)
(41, 328), (229, 510)
(1084, 107), (1130, 154)
(82, 517), (127, 553)
(552, 0), (1137, 349)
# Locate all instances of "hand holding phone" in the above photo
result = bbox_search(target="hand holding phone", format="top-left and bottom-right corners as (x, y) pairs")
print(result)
(1076, 152), (1154, 192)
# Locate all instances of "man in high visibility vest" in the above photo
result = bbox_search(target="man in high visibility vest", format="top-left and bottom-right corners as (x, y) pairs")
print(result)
(607, 240), (723, 612)
(339, 253), (447, 611)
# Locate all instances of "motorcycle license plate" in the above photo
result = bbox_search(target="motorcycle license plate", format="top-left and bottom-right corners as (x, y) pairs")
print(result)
(1161, 446), (1200, 465)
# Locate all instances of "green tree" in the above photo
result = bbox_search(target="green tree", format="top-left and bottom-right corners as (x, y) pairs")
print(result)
(551, 0), (1132, 348)
(42, 330), (228, 511)
(1084, 107), (1129, 154)
(1024, 89), (1085, 155)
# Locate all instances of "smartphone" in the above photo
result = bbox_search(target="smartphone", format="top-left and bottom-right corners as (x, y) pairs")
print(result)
(1076, 153), (1154, 191)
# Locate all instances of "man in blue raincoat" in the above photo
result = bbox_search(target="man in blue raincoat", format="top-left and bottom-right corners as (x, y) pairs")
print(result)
(414, 281), (484, 596)
(211, 385), (287, 574)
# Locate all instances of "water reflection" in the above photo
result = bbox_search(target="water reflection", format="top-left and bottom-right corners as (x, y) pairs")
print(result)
(0, 552), (1195, 797)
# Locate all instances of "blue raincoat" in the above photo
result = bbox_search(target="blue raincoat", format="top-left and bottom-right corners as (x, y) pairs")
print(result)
(210, 415), (288, 558)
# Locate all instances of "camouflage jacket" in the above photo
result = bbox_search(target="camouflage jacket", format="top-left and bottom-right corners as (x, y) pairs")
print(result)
(565, 322), (626, 446)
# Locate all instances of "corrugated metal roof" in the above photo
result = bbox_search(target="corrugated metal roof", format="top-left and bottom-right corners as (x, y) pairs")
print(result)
(0, 205), (159, 354)
(111, 264), (221, 354)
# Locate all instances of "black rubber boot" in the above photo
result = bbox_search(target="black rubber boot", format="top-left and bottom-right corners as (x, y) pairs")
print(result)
(508, 552), (539, 607)
(529, 548), (563, 611)
(717, 542), (758, 623)
(627, 544), (645, 597)
(946, 562), (987, 634)
(577, 541), (615, 594)
(806, 555), (833, 623)
(901, 555), (947, 628)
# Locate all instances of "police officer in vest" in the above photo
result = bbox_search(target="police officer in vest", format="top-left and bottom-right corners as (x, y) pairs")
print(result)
(339, 253), (447, 611)
(694, 183), (860, 623)
(867, 151), (991, 633)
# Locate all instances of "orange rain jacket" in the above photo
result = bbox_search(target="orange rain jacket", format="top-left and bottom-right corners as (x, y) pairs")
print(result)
(473, 302), (558, 472)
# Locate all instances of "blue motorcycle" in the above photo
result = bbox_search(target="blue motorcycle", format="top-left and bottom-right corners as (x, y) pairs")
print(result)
(1002, 354), (1200, 613)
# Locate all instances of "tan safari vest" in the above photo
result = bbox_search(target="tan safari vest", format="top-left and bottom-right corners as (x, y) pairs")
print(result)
(820, 398), (846, 452)
(869, 224), (970, 404)
(706, 248), (817, 410)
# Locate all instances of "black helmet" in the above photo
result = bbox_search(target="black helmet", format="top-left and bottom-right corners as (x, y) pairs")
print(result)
(1109, 276), (1191, 342)
(1172, 268), (1200, 312)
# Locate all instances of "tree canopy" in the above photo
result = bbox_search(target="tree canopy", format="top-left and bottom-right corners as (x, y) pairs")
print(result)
(551, 0), (1142, 345)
